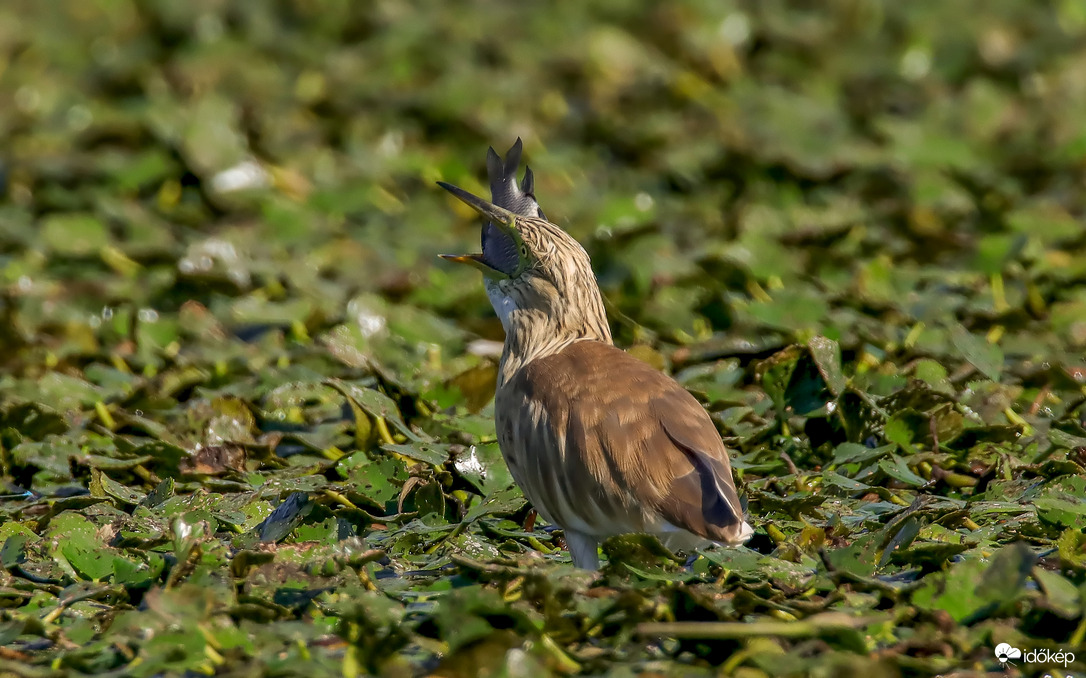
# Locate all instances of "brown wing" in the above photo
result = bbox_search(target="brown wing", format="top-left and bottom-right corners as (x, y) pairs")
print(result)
(495, 340), (748, 543)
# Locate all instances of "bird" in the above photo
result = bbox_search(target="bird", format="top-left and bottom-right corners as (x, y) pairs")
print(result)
(438, 142), (754, 569)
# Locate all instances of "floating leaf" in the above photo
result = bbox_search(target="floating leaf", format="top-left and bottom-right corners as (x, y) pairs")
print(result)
(913, 543), (1034, 623)
(258, 492), (313, 543)
(328, 379), (429, 442)
(808, 336), (846, 396)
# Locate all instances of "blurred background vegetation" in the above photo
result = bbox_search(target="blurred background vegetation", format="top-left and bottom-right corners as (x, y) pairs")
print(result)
(2, 0), (1086, 676)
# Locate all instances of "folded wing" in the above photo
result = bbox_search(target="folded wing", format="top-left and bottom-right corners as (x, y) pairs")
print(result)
(496, 340), (750, 544)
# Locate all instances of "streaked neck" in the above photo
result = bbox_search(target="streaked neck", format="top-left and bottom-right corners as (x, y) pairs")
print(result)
(491, 288), (612, 388)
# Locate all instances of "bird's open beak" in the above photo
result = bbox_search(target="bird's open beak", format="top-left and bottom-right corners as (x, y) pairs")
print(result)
(438, 252), (493, 273)
(437, 181), (517, 228)
(437, 181), (520, 274)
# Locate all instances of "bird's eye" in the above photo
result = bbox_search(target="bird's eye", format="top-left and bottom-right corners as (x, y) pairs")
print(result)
(480, 222), (520, 275)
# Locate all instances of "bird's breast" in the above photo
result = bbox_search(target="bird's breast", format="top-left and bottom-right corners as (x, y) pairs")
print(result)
(493, 385), (652, 537)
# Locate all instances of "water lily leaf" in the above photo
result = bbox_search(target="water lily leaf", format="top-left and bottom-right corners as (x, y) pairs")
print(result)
(601, 533), (683, 573)
(1035, 476), (1086, 530)
(823, 470), (870, 492)
(913, 542), (1033, 623)
(327, 379), (429, 442)
(888, 540), (970, 569)
(884, 412), (922, 452)
(974, 542), (1036, 607)
(90, 468), (146, 505)
(1047, 428), (1086, 449)
(116, 441), (185, 481)
(0, 402), (68, 440)
(444, 363), (497, 413)
(41, 213), (111, 257)
(462, 486), (526, 523)
(48, 512), (114, 581)
(832, 442), (895, 465)
(11, 439), (80, 483)
(747, 286), (829, 332)
(382, 442), (450, 466)
(1, 532), (30, 570)
(258, 492), (313, 543)
(207, 396), (257, 444)
(113, 552), (165, 588)
(878, 516), (921, 569)
(622, 561), (698, 582)
(341, 456), (407, 511)
(1035, 497), (1086, 530)
(141, 478), (175, 508)
(1032, 567), (1082, 619)
(429, 586), (536, 653)
(407, 482), (446, 522)
(292, 516), (343, 545)
(758, 345), (834, 417)
(912, 359), (954, 395)
(878, 455), (928, 487)
(759, 346), (802, 414)
(1056, 529), (1086, 570)
(825, 532), (882, 577)
(748, 489), (826, 518)
(808, 336), (846, 396)
(180, 444), (247, 476)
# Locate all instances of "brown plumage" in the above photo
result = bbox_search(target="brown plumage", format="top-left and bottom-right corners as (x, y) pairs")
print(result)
(497, 342), (752, 568)
(438, 145), (752, 568)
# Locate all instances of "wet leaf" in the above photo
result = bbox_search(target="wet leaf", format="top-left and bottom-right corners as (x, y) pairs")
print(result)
(1032, 567), (1082, 619)
(807, 336), (846, 396)
(328, 379), (429, 443)
(913, 543), (1034, 623)
(258, 492), (313, 543)
(48, 512), (114, 581)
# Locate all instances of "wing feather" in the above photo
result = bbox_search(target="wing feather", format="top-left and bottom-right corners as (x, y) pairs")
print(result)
(495, 341), (751, 544)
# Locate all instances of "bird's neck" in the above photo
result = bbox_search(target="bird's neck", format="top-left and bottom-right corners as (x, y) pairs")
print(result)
(493, 289), (612, 388)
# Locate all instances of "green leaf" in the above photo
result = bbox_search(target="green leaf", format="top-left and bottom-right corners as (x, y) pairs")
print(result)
(341, 455), (406, 510)
(40, 213), (111, 256)
(807, 336), (846, 396)
(822, 470), (870, 492)
(1047, 428), (1086, 449)
(832, 442), (895, 465)
(878, 455), (928, 487)
(883, 414), (918, 452)
(1056, 529), (1086, 570)
(327, 379), (430, 442)
(49, 512), (114, 581)
(912, 543), (1034, 623)
(382, 442), (451, 466)
(1032, 567), (1082, 619)
(258, 493), (313, 543)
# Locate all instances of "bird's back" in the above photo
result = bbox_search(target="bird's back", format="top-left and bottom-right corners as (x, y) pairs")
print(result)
(494, 340), (751, 546)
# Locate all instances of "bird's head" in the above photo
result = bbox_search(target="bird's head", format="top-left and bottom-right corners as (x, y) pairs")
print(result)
(438, 181), (611, 345)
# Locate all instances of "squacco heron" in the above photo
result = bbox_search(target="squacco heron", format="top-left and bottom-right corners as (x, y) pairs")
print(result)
(439, 141), (753, 569)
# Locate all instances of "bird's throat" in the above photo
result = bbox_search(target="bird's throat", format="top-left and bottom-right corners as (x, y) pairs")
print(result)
(487, 285), (613, 388)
